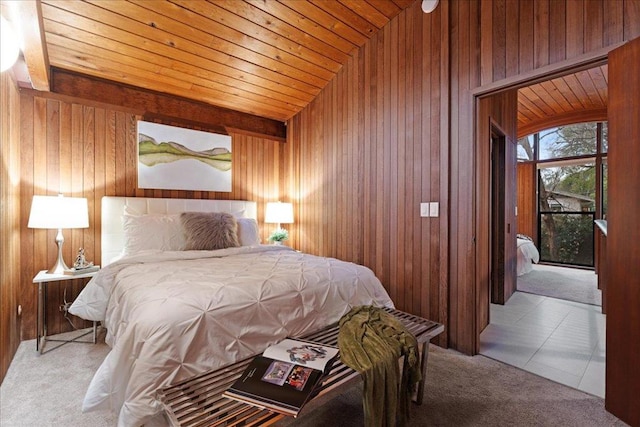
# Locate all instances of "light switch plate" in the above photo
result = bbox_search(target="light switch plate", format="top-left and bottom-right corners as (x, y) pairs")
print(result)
(420, 203), (429, 217)
(429, 202), (439, 217)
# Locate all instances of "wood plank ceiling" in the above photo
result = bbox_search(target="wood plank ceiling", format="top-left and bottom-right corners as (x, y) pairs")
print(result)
(38, 0), (415, 122)
(10, 0), (609, 130)
(517, 65), (608, 137)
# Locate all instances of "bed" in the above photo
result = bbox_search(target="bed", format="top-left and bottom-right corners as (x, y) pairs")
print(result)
(69, 197), (393, 427)
(517, 235), (540, 276)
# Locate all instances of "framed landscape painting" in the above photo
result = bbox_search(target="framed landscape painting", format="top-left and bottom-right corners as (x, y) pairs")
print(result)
(137, 121), (232, 192)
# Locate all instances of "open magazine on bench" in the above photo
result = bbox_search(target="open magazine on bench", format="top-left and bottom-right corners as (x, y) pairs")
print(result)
(222, 338), (339, 417)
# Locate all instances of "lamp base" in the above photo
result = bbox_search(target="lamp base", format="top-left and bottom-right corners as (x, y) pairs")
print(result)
(47, 229), (70, 274)
(47, 258), (70, 275)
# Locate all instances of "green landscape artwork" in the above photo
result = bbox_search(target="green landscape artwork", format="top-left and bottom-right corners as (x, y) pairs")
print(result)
(137, 121), (232, 192)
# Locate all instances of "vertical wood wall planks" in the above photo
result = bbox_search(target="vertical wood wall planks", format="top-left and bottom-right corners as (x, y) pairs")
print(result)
(14, 90), (285, 341)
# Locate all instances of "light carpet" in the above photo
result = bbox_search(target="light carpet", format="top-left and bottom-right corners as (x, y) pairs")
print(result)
(1, 328), (626, 427)
(517, 264), (601, 306)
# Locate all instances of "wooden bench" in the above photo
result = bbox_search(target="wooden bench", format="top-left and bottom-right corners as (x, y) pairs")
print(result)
(157, 308), (444, 427)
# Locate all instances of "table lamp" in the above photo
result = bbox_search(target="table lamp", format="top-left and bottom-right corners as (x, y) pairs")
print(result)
(28, 194), (89, 274)
(265, 202), (294, 244)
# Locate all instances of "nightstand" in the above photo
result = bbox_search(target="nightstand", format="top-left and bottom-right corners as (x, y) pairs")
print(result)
(32, 268), (100, 354)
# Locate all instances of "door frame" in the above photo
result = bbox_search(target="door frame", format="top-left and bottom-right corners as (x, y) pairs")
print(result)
(471, 45), (616, 354)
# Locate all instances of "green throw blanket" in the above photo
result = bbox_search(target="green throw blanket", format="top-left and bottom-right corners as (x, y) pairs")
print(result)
(338, 306), (421, 427)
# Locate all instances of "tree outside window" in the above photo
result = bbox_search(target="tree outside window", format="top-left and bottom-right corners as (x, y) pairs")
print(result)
(523, 122), (607, 267)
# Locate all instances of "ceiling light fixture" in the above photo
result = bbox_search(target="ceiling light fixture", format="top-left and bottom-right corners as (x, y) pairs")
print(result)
(421, 0), (439, 14)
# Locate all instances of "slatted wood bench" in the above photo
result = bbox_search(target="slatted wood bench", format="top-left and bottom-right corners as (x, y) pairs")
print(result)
(157, 307), (444, 427)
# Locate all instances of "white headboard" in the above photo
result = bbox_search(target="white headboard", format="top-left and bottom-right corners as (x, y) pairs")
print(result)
(101, 197), (258, 267)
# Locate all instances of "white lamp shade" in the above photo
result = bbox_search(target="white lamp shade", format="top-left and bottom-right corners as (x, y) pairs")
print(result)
(28, 195), (89, 229)
(265, 202), (294, 224)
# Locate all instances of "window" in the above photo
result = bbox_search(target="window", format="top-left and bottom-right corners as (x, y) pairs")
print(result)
(538, 123), (597, 160)
(517, 135), (535, 161)
(521, 121), (607, 268)
(538, 162), (596, 267)
(539, 212), (595, 266)
(538, 162), (596, 213)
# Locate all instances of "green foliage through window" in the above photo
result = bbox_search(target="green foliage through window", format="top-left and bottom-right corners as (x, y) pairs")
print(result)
(540, 213), (594, 266)
(523, 121), (607, 268)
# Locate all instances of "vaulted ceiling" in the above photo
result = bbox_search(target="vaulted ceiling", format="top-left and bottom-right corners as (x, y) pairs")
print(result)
(38, 0), (415, 122)
(4, 0), (608, 133)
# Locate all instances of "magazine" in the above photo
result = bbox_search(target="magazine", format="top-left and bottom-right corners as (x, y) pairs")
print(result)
(222, 338), (339, 417)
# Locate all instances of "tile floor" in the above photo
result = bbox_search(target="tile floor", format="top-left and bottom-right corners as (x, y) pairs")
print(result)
(479, 291), (605, 398)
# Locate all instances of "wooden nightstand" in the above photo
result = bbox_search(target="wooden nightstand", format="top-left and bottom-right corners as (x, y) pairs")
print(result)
(32, 268), (100, 354)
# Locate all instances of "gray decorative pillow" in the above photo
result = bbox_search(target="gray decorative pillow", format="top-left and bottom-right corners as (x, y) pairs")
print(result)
(180, 212), (240, 250)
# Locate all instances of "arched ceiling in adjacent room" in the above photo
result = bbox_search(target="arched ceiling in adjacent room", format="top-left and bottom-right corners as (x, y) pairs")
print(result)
(517, 65), (608, 138)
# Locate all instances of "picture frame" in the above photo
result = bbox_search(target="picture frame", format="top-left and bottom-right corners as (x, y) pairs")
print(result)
(137, 121), (232, 192)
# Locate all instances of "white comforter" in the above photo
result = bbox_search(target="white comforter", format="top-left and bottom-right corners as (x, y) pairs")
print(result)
(69, 245), (393, 426)
(517, 237), (540, 276)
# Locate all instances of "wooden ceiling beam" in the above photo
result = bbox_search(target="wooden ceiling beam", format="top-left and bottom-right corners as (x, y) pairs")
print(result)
(50, 68), (287, 142)
(8, 0), (50, 91)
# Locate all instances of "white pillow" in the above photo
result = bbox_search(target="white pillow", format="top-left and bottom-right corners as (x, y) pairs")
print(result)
(237, 218), (261, 246)
(122, 213), (186, 255)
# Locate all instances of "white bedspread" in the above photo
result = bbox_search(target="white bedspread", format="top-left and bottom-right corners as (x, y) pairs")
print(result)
(517, 237), (540, 276)
(69, 245), (393, 426)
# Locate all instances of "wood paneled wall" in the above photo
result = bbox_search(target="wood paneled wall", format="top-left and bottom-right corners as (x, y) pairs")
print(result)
(478, 0), (640, 84)
(1, 73), (22, 383)
(447, 0), (480, 352)
(16, 89), (284, 342)
(286, 1), (449, 346)
(288, 0), (640, 354)
(517, 162), (536, 240)
(606, 37), (640, 427)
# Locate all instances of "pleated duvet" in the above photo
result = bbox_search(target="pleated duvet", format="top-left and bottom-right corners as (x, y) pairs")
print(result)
(69, 245), (393, 426)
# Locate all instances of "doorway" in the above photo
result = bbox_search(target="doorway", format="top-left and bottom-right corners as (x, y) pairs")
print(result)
(478, 64), (608, 399)
(474, 38), (640, 425)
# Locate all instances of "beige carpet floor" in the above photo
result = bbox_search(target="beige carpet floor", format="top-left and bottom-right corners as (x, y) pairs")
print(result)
(0, 329), (627, 427)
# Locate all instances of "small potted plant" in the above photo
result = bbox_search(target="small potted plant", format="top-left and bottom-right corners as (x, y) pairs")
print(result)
(268, 228), (289, 245)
